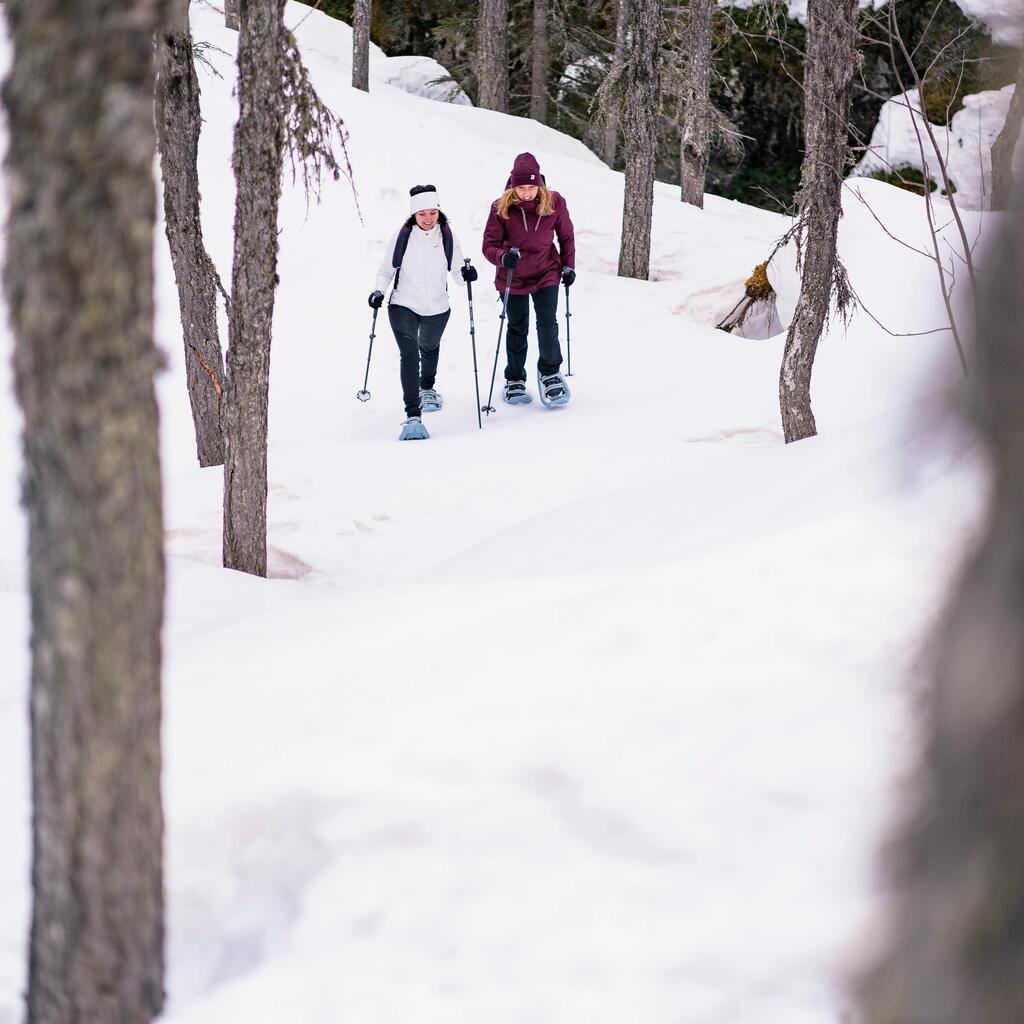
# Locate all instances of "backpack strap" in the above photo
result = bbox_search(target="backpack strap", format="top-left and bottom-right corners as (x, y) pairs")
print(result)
(391, 214), (453, 289)
(441, 221), (454, 271)
(391, 223), (413, 290)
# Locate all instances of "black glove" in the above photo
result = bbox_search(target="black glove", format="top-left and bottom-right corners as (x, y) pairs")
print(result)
(368, 290), (384, 309)
(501, 248), (521, 270)
(460, 264), (478, 283)
(561, 266), (576, 287)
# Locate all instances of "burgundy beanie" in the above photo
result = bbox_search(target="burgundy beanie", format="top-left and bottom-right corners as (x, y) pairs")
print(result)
(509, 152), (542, 187)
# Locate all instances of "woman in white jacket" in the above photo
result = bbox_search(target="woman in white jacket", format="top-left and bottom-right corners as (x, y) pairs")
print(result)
(368, 184), (477, 441)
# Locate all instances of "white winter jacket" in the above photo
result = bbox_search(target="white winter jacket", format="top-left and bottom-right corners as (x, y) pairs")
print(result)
(375, 221), (465, 317)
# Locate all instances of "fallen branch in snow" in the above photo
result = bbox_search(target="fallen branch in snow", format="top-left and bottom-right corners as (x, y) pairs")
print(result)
(716, 261), (775, 333)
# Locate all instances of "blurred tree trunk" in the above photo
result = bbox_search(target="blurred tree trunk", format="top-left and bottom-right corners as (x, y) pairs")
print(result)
(991, 54), (1022, 211)
(857, 183), (1024, 1024)
(223, 0), (286, 577)
(530, 0), (548, 123)
(679, 0), (713, 207)
(617, 0), (662, 280)
(477, 0), (508, 112)
(778, 0), (857, 443)
(602, 0), (629, 167)
(156, 0), (227, 468)
(353, 0), (371, 91)
(4, 0), (167, 1020)
(226, 0), (239, 30)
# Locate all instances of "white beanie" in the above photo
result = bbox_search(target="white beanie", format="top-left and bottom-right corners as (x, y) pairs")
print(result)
(410, 186), (440, 215)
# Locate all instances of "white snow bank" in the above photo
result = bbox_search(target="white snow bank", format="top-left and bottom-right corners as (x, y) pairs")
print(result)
(730, 0), (1021, 43)
(278, 0), (472, 105)
(374, 54), (472, 106)
(851, 85), (1024, 210)
(953, 0), (1024, 45)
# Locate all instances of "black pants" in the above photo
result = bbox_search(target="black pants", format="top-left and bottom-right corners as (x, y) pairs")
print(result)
(504, 284), (562, 381)
(388, 304), (450, 417)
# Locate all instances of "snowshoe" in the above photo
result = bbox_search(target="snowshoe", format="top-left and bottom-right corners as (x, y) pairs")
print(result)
(503, 379), (533, 405)
(398, 416), (430, 441)
(419, 387), (443, 413)
(538, 372), (570, 408)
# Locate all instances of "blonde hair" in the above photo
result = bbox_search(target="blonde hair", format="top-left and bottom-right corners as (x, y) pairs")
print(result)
(496, 184), (555, 219)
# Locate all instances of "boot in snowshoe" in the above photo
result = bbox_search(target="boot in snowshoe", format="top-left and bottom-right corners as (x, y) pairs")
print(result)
(399, 416), (430, 441)
(503, 379), (532, 405)
(419, 387), (443, 413)
(538, 372), (570, 408)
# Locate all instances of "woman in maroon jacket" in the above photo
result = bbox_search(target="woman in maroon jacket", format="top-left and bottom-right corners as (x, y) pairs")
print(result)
(482, 152), (576, 407)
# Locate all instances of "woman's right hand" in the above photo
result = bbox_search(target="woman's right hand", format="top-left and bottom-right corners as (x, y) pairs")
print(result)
(501, 248), (521, 270)
(368, 290), (384, 309)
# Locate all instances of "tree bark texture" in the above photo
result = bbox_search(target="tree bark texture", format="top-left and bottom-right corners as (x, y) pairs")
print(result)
(678, 0), (713, 208)
(476, 0), (508, 112)
(352, 0), (371, 92)
(223, 0), (286, 577)
(156, 0), (227, 468)
(856, 184), (1024, 1024)
(602, 0), (629, 167)
(778, 0), (857, 443)
(991, 54), (1023, 211)
(225, 0), (240, 30)
(530, 0), (548, 123)
(617, 0), (662, 280)
(3, 1), (168, 1021)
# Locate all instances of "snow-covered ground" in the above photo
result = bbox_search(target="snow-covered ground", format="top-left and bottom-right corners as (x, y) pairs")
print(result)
(0, 3), (996, 1022)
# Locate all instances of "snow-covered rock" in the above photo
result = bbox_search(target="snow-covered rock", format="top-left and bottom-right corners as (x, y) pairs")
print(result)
(851, 85), (1023, 211)
(952, 0), (1024, 45)
(374, 54), (472, 106)
(731, 0), (1021, 43)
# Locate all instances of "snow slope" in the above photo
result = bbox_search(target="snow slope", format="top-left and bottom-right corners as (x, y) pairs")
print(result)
(0, 3), (990, 1023)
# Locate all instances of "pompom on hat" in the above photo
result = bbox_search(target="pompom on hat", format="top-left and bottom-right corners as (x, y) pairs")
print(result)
(410, 184), (441, 214)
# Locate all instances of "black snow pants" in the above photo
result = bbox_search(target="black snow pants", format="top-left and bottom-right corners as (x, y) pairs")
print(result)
(504, 284), (562, 382)
(388, 303), (451, 417)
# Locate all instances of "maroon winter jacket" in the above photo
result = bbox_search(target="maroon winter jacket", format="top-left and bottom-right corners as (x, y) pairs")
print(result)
(482, 191), (576, 295)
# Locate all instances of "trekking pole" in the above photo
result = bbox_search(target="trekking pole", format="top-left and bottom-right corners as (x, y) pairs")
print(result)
(482, 248), (519, 415)
(356, 305), (379, 402)
(564, 282), (573, 376)
(464, 259), (482, 430)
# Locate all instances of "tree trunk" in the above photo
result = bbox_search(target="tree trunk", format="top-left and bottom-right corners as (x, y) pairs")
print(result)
(223, 0), (286, 577)
(602, 0), (629, 167)
(530, 0), (548, 123)
(679, 0), (713, 208)
(352, 0), (371, 92)
(225, 0), (240, 30)
(856, 184), (1024, 1024)
(4, 1), (167, 1021)
(991, 54), (1023, 211)
(778, 0), (857, 443)
(476, 0), (508, 112)
(156, 0), (227, 468)
(617, 0), (662, 280)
